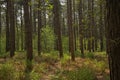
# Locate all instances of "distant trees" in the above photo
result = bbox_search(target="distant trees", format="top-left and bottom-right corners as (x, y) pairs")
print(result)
(106, 0), (120, 80)
(0, 0), (109, 61)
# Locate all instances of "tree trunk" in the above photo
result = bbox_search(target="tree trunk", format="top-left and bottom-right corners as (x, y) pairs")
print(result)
(87, 0), (92, 52)
(6, 0), (10, 52)
(73, 0), (77, 51)
(67, 0), (75, 61)
(0, 4), (1, 53)
(38, 0), (42, 55)
(53, 0), (63, 58)
(9, 0), (15, 57)
(106, 0), (120, 80)
(78, 0), (84, 57)
(20, 6), (24, 51)
(91, 0), (95, 52)
(99, 1), (104, 51)
(33, 4), (37, 34)
(15, 6), (19, 51)
(23, 0), (33, 61)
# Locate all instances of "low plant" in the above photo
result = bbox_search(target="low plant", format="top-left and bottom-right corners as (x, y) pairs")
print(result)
(0, 63), (15, 80)
(86, 52), (94, 59)
(29, 70), (41, 80)
(64, 66), (96, 80)
(60, 54), (70, 66)
(95, 60), (107, 72)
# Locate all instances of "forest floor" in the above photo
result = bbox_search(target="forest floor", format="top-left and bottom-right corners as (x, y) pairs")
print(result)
(0, 51), (110, 80)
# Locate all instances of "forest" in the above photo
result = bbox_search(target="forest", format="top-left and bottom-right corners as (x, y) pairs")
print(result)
(0, 0), (120, 80)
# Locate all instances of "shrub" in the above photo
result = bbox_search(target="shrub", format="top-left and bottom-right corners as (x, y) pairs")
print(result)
(60, 54), (70, 66)
(62, 37), (69, 52)
(95, 61), (107, 72)
(0, 63), (15, 80)
(75, 50), (84, 57)
(64, 67), (96, 80)
(29, 70), (41, 80)
(41, 26), (56, 52)
(86, 52), (94, 59)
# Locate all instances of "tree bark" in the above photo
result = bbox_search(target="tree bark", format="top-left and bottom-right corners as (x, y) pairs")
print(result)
(53, 0), (63, 58)
(106, 0), (120, 80)
(38, 0), (42, 55)
(6, 0), (10, 52)
(73, 0), (77, 51)
(78, 0), (84, 57)
(23, 0), (33, 61)
(0, 4), (1, 53)
(91, 0), (95, 52)
(67, 0), (75, 61)
(99, 1), (104, 51)
(9, 0), (15, 57)
(87, 0), (92, 52)
(20, 6), (24, 51)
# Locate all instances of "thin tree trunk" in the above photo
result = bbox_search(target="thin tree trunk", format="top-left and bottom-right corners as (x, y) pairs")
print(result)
(79, 0), (84, 57)
(38, 0), (42, 55)
(6, 0), (10, 52)
(91, 0), (95, 52)
(67, 0), (75, 61)
(0, 4), (1, 53)
(87, 0), (92, 52)
(99, 1), (104, 51)
(20, 7), (24, 51)
(73, 0), (77, 51)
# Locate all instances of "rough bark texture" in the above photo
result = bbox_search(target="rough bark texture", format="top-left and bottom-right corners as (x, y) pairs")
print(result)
(106, 0), (120, 80)
(67, 0), (75, 61)
(53, 0), (63, 58)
